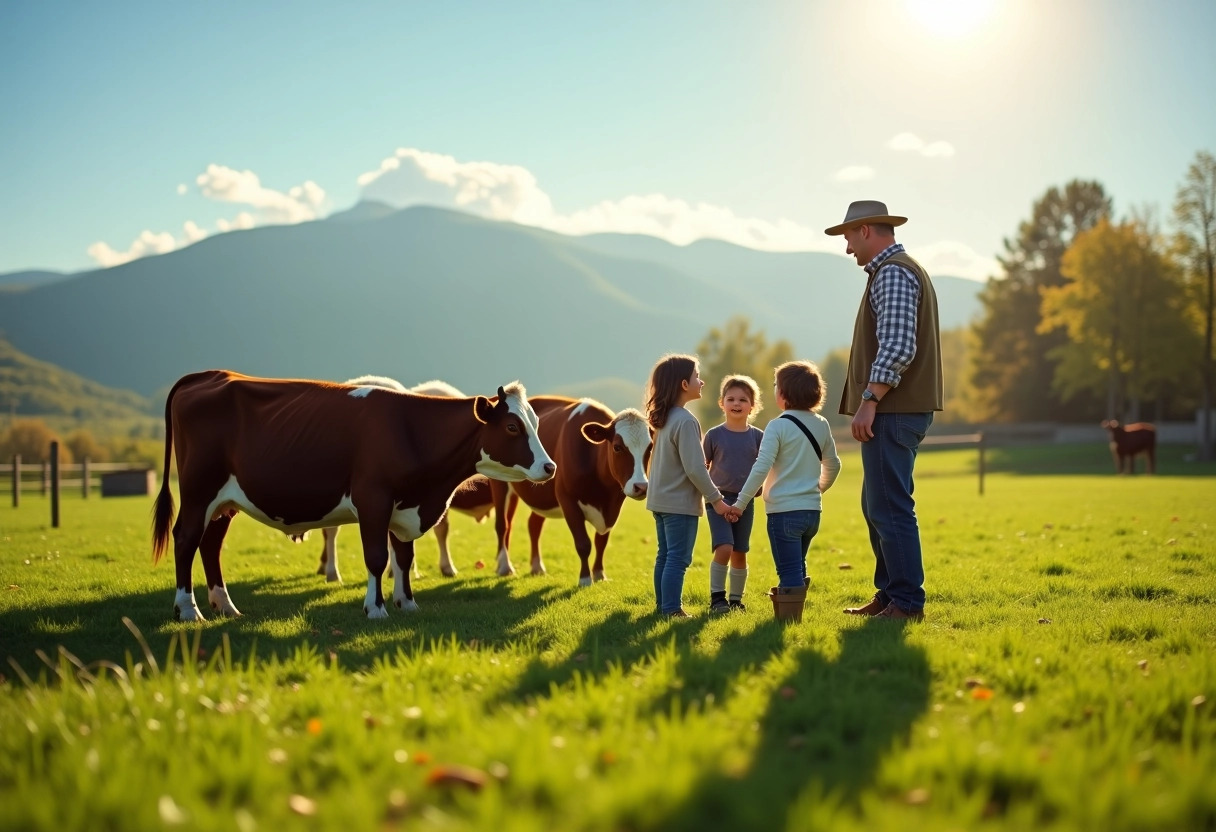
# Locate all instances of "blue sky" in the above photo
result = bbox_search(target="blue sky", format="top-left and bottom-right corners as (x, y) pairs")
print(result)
(2, 0), (1213, 279)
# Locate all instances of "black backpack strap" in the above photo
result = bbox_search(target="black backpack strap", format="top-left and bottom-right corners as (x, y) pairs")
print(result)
(780, 413), (822, 460)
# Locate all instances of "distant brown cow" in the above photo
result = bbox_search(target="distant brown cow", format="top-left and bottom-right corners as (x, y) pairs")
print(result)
(1101, 420), (1156, 474)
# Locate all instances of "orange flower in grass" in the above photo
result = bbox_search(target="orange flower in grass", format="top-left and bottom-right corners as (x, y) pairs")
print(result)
(306, 718), (323, 735)
(971, 687), (994, 701)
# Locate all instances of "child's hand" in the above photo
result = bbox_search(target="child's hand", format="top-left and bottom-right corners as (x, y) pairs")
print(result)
(712, 499), (737, 522)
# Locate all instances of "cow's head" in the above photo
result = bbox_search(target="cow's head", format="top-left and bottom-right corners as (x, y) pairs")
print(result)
(582, 408), (653, 500)
(474, 382), (556, 483)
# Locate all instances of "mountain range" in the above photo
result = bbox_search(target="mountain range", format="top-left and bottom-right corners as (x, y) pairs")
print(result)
(0, 204), (983, 413)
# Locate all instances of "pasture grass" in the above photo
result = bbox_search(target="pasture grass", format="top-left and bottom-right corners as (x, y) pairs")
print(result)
(1, 446), (1214, 831)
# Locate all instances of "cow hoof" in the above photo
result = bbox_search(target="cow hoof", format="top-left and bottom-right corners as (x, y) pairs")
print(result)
(175, 604), (204, 623)
(578, 576), (593, 588)
(593, 571), (607, 583)
(210, 604), (243, 618)
(364, 604), (389, 619)
(395, 598), (420, 612)
(326, 573), (342, 584)
(441, 566), (458, 578)
(316, 564), (326, 575)
(531, 563), (547, 576)
(497, 565), (516, 577)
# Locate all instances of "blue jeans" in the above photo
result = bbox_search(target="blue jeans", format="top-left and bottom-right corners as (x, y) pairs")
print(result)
(860, 412), (933, 613)
(653, 512), (699, 614)
(767, 509), (821, 588)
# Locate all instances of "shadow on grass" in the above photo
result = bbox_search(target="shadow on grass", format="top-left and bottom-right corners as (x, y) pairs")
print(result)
(651, 619), (931, 830)
(0, 572), (578, 672)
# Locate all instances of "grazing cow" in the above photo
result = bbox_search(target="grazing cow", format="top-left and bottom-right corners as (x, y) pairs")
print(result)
(151, 370), (555, 621)
(1101, 420), (1157, 474)
(314, 377), (494, 582)
(490, 396), (653, 585)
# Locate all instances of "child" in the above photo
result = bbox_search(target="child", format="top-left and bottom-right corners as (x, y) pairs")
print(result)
(702, 375), (764, 614)
(644, 354), (734, 618)
(729, 361), (842, 595)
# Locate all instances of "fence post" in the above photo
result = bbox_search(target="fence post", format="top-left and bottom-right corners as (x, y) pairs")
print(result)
(42, 459), (50, 495)
(82, 457), (90, 498)
(978, 433), (986, 496)
(50, 442), (60, 528)
(11, 454), (18, 508)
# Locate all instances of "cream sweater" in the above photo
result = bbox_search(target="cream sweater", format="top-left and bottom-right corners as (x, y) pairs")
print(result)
(735, 410), (841, 513)
(645, 406), (724, 515)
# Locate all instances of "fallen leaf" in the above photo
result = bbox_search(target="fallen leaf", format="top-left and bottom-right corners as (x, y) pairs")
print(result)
(288, 795), (317, 816)
(425, 764), (488, 791)
(837, 563), (853, 570)
(475, 560), (486, 569)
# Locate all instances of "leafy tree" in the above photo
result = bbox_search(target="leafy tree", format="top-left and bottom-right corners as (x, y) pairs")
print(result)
(65, 429), (109, 463)
(0, 418), (73, 464)
(1039, 218), (1196, 419)
(695, 316), (794, 429)
(1174, 150), (1216, 460)
(969, 181), (1111, 421)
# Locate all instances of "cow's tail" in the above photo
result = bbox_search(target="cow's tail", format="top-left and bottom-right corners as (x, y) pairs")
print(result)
(152, 377), (189, 564)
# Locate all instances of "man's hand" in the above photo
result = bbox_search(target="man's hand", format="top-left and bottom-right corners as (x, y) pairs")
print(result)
(851, 401), (877, 442)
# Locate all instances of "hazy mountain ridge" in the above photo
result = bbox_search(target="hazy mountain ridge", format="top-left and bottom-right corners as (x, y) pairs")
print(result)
(0, 205), (982, 413)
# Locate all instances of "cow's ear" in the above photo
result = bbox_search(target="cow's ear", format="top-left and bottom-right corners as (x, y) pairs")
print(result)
(582, 422), (612, 444)
(474, 396), (495, 424)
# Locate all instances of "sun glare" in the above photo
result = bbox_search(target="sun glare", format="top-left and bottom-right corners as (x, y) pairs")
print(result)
(905, 0), (997, 37)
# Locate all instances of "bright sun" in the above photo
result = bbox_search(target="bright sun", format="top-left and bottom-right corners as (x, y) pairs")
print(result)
(905, 0), (997, 37)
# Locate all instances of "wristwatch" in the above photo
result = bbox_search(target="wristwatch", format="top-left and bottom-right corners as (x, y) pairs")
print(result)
(861, 389), (881, 404)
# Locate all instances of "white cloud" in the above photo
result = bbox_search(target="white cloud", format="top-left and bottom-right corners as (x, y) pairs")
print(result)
(356, 148), (841, 253)
(86, 222), (208, 268)
(89, 165), (328, 266)
(915, 240), (999, 281)
(195, 164), (326, 223)
(215, 212), (256, 233)
(887, 132), (956, 158)
(832, 165), (877, 183)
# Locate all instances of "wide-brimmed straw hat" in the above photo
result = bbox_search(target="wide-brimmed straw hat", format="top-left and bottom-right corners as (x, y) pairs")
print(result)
(824, 200), (908, 236)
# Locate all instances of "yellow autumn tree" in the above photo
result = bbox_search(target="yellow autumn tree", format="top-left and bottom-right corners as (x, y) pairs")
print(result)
(1040, 218), (1197, 419)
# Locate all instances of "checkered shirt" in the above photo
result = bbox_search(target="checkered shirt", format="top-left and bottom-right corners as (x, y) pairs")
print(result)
(863, 242), (920, 387)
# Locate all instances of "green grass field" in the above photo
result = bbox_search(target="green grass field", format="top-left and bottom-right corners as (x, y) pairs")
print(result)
(1, 445), (1214, 831)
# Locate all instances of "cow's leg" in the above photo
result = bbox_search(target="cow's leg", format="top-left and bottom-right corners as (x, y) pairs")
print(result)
(171, 507), (208, 622)
(559, 496), (595, 587)
(389, 533), (419, 611)
(1147, 445), (1156, 475)
(527, 512), (547, 576)
(357, 512), (392, 619)
(198, 514), (241, 617)
(492, 482), (519, 576)
(319, 527), (341, 583)
(434, 512), (457, 577)
(591, 531), (610, 583)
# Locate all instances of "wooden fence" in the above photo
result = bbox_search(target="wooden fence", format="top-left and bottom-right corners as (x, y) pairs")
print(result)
(4, 446), (156, 527)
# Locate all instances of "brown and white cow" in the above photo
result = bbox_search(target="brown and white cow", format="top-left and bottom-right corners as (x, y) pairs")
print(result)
(314, 377), (493, 582)
(490, 396), (652, 585)
(151, 370), (555, 621)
